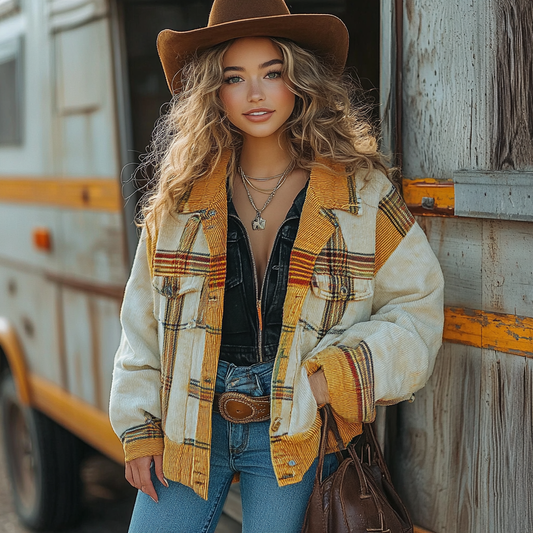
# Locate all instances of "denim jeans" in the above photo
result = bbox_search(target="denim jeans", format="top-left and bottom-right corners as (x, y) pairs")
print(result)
(128, 359), (338, 533)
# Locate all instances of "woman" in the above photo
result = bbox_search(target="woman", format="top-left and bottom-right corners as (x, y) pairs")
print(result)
(109, 1), (445, 531)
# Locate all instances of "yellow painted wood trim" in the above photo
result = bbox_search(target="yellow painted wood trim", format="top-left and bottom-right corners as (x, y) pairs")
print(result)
(28, 374), (124, 463)
(402, 178), (455, 216)
(0, 317), (31, 405)
(444, 306), (533, 357)
(0, 177), (123, 212)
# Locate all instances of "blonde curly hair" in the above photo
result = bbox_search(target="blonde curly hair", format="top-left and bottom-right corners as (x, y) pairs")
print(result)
(137, 37), (388, 234)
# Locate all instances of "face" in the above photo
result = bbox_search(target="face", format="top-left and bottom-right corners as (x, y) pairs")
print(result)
(218, 37), (295, 141)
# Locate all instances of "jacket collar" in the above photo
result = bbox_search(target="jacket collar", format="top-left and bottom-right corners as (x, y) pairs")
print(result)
(179, 151), (360, 215)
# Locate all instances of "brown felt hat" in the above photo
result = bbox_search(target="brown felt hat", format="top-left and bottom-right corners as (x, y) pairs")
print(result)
(157, 0), (349, 94)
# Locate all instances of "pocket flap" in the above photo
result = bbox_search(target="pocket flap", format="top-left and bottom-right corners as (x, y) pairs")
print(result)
(152, 275), (204, 299)
(310, 274), (373, 301)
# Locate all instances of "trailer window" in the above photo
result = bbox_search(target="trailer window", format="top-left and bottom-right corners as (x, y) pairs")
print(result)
(0, 38), (23, 145)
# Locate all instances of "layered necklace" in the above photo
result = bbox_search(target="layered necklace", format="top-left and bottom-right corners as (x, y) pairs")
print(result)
(239, 160), (295, 230)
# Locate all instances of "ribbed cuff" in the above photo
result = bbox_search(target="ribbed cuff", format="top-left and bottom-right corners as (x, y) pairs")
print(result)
(305, 341), (375, 423)
(122, 418), (165, 462)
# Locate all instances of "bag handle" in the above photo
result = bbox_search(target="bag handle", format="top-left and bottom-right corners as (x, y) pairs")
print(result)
(315, 405), (369, 495)
(363, 422), (393, 485)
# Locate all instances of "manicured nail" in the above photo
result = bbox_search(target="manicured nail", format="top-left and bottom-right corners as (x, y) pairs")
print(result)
(163, 477), (169, 488)
(150, 496), (158, 504)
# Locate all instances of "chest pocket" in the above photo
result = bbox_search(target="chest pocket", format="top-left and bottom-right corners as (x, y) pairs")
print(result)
(310, 274), (373, 302)
(301, 274), (374, 335)
(152, 275), (205, 326)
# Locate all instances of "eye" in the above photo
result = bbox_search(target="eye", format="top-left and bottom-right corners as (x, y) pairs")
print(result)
(224, 75), (243, 84)
(265, 71), (282, 79)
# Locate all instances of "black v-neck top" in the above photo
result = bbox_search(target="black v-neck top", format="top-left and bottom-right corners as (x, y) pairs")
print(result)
(219, 183), (308, 366)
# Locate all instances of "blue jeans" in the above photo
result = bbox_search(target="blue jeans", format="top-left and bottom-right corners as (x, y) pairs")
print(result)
(128, 360), (338, 533)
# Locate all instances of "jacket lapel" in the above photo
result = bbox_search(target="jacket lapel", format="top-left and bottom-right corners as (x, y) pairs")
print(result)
(272, 159), (360, 413)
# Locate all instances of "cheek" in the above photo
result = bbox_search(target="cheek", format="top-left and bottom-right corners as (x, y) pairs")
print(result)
(277, 86), (296, 115)
(219, 88), (239, 118)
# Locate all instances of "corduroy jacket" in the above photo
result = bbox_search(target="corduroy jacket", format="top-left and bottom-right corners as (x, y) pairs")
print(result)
(109, 152), (444, 500)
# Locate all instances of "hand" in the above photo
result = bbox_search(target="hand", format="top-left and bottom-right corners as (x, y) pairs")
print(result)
(308, 369), (331, 406)
(125, 454), (168, 503)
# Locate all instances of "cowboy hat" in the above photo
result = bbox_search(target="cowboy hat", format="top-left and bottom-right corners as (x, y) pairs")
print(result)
(157, 0), (349, 94)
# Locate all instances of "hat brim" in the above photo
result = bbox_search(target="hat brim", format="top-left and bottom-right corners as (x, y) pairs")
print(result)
(157, 14), (349, 94)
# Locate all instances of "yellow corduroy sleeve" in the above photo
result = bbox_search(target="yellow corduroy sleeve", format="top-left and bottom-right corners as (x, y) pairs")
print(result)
(121, 419), (165, 462)
(304, 342), (375, 424)
(303, 186), (444, 425)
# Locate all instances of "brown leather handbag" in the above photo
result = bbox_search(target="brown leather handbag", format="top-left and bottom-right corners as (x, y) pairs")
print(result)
(301, 404), (413, 533)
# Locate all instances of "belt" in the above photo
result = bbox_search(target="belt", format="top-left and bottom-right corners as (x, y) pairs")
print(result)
(213, 391), (270, 424)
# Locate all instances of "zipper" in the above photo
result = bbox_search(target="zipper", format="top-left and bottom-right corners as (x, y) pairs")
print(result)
(229, 213), (298, 363)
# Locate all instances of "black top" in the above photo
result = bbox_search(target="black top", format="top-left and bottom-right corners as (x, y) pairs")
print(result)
(219, 183), (308, 366)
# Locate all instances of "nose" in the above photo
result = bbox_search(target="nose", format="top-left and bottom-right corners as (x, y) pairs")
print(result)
(247, 78), (265, 102)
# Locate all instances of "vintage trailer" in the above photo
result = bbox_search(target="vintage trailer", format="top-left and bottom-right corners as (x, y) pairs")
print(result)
(0, 0), (530, 531)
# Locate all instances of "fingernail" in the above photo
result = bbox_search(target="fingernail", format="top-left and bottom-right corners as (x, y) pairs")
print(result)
(163, 477), (169, 488)
(150, 496), (158, 504)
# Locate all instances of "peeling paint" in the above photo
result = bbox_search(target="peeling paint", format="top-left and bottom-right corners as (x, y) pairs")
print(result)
(444, 306), (533, 357)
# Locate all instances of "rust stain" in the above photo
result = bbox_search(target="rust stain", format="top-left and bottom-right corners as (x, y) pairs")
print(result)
(402, 178), (455, 217)
(0, 176), (122, 212)
(444, 306), (533, 357)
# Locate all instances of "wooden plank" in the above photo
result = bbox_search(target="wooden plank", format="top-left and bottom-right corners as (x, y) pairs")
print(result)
(477, 349), (533, 531)
(418, 216), (483, 310)
(492, 0), (533, 170)
(393, 343), (483, 532)
(395, 345), (533, 533)
(402, 0), (495, 180)
(482, 219), (533, 318)
(0, 177), (122, 212)
(444, 307), (533, 358)
(379, 0), (395, 159)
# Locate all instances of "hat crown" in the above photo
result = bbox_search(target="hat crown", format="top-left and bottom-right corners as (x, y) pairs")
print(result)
(208, 0), (291, 27)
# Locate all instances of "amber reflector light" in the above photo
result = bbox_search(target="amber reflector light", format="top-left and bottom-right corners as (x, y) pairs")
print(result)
(32, 227), (52, 252)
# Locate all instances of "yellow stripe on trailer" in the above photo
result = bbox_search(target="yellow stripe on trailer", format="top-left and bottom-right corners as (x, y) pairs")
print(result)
(0, 177), (123, 212)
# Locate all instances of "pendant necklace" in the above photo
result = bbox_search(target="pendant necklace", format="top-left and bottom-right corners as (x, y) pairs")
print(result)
(239, 161), (294, 230)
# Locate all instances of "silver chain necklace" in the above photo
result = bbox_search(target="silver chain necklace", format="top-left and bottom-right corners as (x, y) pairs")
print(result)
(239, 161), (294, 230)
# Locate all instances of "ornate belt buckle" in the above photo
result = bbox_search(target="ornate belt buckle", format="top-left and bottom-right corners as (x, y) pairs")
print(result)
(218, 392), (257, 424)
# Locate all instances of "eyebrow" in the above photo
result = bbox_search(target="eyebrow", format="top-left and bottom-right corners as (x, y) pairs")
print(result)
(223, 58), (283, 73)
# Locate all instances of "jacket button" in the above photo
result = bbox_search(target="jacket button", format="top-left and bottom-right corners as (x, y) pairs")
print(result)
(271, 417), (282, 432)
(288, 460), (296, 466)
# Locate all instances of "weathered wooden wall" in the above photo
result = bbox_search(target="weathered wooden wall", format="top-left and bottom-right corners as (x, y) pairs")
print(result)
(390, 0), (533, 531)
(493, 0), (533, 170)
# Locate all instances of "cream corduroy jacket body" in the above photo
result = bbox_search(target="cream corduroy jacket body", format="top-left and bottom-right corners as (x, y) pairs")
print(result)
(109, 153), (444, 500)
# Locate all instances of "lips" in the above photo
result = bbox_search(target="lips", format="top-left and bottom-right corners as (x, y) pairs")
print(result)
(243, 108), (274, 116)
(243, 108), (275, 122)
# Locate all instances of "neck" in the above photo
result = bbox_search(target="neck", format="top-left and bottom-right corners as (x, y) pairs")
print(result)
(239, 132), (292, 177)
